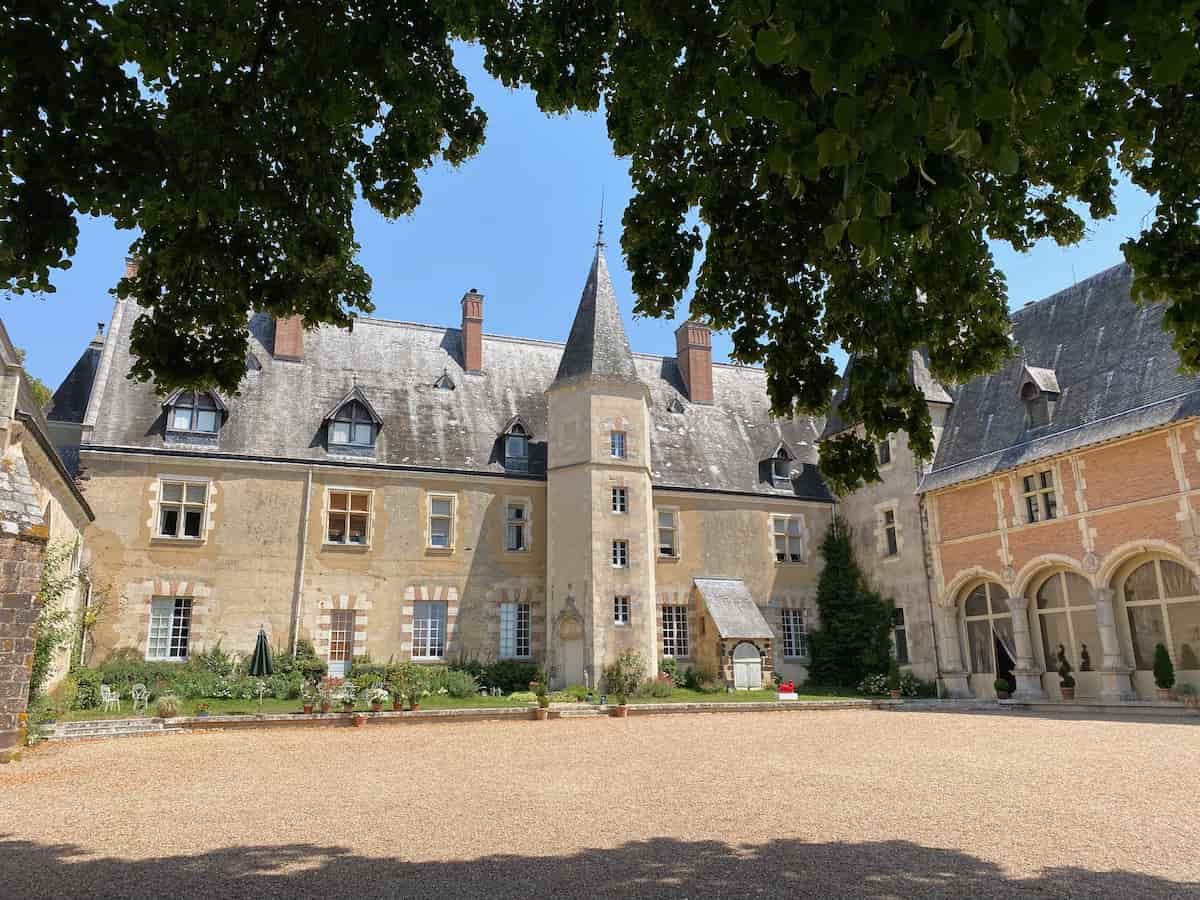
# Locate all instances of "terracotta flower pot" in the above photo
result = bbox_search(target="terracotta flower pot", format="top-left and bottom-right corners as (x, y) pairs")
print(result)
(342, 702), (355, 713)
(613, 704), (629, 718)
(393, 700), (404, 712)
(1157, 688), (1173, 701)
(371, 702), (383, 712)
(534, 707), (549, 721)
(409, 702), (421, 712)
(996, 691), (1010, 700)
(889, 690), (901, 700)
(1060, 687), (1075, 701)
(320, 702), (331, 714)
(302, 703), (314, 714)
(352, 713), (367, 728)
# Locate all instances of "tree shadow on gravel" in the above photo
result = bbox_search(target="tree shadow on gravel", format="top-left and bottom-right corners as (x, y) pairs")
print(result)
(0, 836), (1194, 900)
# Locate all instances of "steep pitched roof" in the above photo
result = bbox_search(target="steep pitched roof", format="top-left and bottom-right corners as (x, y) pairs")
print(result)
(551, 245), (641, 389)
(922, 263), (1200, 491)
(820, 348), (953, 440)
(693, 578), (774, 639)
(46, 330), (104, 425)
(82, 301), (832, 500)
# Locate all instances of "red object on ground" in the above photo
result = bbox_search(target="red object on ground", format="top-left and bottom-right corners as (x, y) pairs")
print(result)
(778, 681), (795, 693)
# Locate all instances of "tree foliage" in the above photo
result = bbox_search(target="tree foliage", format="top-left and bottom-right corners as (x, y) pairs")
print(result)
(806, 517), (894, 687)
(5, 2), (1200, 491)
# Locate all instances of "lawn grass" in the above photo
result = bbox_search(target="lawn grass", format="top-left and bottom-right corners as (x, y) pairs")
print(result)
(54, 693), (532, 722)
(627, 687), (865, 704)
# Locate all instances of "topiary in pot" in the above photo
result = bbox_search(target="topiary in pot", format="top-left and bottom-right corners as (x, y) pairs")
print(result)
(886, 658), (902, 699)
(155, 694), (181, 718)
(993, 677), (1011, 700)
(1056, 644), (1076, 700)
(1153, 643), (1176, 700)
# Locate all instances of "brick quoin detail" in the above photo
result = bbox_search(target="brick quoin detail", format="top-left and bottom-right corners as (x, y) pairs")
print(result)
(0, 532), (47, 756)
(316, 593), (372, 663)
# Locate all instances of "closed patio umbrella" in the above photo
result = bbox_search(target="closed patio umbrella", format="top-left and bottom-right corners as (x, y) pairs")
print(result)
(248, 626), (273, 712)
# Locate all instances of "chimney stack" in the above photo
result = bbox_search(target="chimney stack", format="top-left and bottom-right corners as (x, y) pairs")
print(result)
(675, 320), (713, 404)
(124, 256), (139, 279)
(274, 315), (305, 361)
(461, 289), (484, 374)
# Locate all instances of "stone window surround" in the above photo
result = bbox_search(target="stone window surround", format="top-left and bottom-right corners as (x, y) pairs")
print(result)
(656, 505), (680, 560)
(611, 484), (629, 514)
(1011, 462), (1065, 526)
(130, 577), (212, 661)
(658, 591), (698, 662)
(400, 585), (458, 661)
(768, 596), (812, 661)
(426, 490), (458, 552)
(322, 486), (374, 548)
(612, 539), (629, 568)
(316, 593), (372, 665)
(873, 500), (903, 562)
(770, 512), (808, 565)
(876, 433), (895, 472)
(503, 495), (533, 553)
(481, 585), (545, 663)
(149, 475), (216, 545)
(613, 595), (631, 625)
(498, 600), (532, 659)
(601, 415), (636, 463)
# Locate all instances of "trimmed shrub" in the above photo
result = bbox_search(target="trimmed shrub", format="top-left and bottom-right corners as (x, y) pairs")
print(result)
(1153, 643), (1176, 690)
(603, 650), (646, 703)
(155, 694), (181, 718)
(70, 666), (102, 709)
(481, 660), (539, 695)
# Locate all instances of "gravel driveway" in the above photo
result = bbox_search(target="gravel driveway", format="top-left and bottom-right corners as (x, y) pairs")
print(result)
(2, 709), (1198, 899)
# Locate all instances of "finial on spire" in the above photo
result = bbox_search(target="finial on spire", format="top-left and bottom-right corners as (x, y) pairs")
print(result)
(596, 186), (605, 249)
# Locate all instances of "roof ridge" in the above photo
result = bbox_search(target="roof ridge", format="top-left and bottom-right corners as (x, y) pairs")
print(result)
(1010, 261), (1130, 318)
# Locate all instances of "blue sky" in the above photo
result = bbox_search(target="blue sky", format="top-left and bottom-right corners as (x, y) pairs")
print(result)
(9, 43), (1158, 393)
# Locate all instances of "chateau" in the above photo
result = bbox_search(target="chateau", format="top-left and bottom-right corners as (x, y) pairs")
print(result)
(39, 246), (1200, 702)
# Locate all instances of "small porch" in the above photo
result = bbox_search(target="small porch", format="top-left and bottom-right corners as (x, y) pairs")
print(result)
(690, 578), (775, 691)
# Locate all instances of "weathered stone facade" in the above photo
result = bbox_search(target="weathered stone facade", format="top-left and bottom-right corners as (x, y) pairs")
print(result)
(0, 529), (45, 757)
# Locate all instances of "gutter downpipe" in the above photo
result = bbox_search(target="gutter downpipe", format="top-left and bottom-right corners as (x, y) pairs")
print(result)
(290, 467), (314, 657)
(917, 490), (944, 700)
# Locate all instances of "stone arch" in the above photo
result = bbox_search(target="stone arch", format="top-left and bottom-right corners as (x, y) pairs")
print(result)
(939, 566), (1006, 608)
(1014, 554), (1090, 600)
(1097, 539), (1197, 589)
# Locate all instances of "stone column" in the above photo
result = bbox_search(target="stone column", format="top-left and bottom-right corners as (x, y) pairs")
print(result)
(1093, 587), (1136, 701)
(1005, 596), (1047, 699)
(0, 526), (47, 761)
(932, 604), (971, 698)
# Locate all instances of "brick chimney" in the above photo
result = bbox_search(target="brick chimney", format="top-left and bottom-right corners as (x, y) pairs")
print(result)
(461, 289), (484, 374)
(274, 315), (305, 361)
(675, 320), (713, 404)
(124, 256), (139, 279)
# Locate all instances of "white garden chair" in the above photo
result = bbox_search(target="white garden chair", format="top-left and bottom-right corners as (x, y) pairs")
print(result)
(130, 683), (150, 714)
(100, 684), (121, 713)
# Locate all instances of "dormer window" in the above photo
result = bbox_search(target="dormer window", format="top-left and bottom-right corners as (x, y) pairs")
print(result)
(1018, 366), (1060, 429)
(769, 443), (794, 486)
(504, 424), (530, 472)
(330, 400), (375, 447)
(165, 390), (223, 434)
(322, 387), (383, 454)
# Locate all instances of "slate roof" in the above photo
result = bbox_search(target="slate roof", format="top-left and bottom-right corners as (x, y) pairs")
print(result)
(693, 578), (774, 639)
(922, 263), (1200, 491)
(552, 245), (641, 388)
(46, 330), (103, 424)
(79, 251), (832, 501)
(820, 348), (953, 440)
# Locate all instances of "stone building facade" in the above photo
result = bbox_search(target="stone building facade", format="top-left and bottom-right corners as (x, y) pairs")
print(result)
(830, 264), (1200, 701)
(0, 320), (93, 756)
(54, 242), (833, 690)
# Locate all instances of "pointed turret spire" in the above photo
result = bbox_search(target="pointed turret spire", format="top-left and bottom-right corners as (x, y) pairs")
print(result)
(551, 244), (641, 389)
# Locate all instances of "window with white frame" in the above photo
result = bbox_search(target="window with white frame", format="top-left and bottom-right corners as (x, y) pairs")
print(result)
(428, 494), (455, 548)
(772, 515), (804, 562)
(611, 487), (628, 513)
(503, 423), (530, 472)
(168, 391), (220, 433)
(1022, 470), (1057, 522)
(505, 501), (529, 551)
(412, 601), (446, 658)
(883, 508), (898, 557)
(610, 430), (626, 458)
(147, 597), (192, 660)
(662, 605), (689, 657)
(613, 596), (631, 625)
(781, 607), (808, 658)
(499, 601), (531, 659)
(326, 489), (371, 545)
(657, 509), (679, 558)
(771, 449), (792, 483)
(328, 609), (356, 677)
(612, 539), (628, 568)
(157, 480), (208, 539)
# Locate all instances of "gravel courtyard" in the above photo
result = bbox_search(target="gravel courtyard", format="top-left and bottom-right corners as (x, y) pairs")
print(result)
(2, 709), (1198, 899)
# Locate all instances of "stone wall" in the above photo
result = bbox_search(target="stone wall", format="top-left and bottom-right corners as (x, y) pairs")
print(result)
(0, 528), (45, 759)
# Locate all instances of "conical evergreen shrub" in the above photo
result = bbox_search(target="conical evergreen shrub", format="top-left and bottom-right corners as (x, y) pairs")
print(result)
(807, 516), (895, 687)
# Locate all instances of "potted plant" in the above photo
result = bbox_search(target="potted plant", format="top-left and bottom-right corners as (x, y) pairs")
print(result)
(318, 686), (332, 714)
(1056, 644), (1076, 701)
(604, 650), (646, 718)
(1153, 643), (1175, 701)
(300, 686), (315, 715)
(993, 677), (1011, 700)
(534, 674), (550, 720)
(368, 687), (389, 713)
(337, 682), (357, 713)
(886, 658), (902, 700)
(195, 701), (211, 718)
(352, 712), (368, 727)
(1175, 683), (1199, 709)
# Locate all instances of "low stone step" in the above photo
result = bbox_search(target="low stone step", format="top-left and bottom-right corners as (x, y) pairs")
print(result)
(555, 707), (611, 718)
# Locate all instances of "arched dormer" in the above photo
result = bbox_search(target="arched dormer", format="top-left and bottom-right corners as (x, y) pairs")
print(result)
(501, 415), (532, 472)
(164, 389), (225, 436)
(323, 386), (382, 453)
(765, 441), (795, 487)
(1017, 365), (1060, 429)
